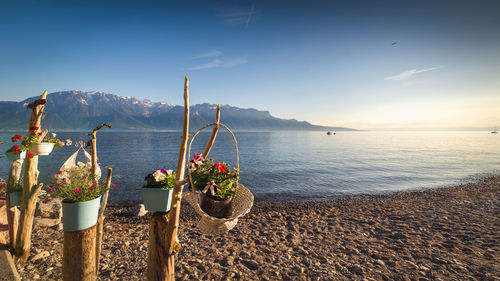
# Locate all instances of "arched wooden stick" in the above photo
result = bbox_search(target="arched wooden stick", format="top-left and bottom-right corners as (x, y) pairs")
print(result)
(95, 168), (112, 274)
(202, 104), (220, 158)
(15, 90), (47, 262)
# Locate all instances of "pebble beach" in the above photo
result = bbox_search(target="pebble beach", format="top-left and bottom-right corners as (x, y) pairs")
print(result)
(10, 175), (500, 280)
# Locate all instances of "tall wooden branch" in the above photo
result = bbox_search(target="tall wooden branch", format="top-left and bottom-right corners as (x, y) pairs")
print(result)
(88, 123), (111, 178)
(95, 168), (112, 274)
(6, 160), (23, 249)
(202, 104), (220, 158)
(15, 90), (47, 262)
(147, 77), (190, 281)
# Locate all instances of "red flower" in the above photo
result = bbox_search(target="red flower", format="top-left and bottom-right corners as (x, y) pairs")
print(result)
(57, 171), (63, 175)
(88, 187), (94, 191)
(26, 153), (33, 159)
(214, 163), (227, 173)
(93, 182), (98, 187)
(42, 199), (50, 204)
(50, 183), (55, 187)
(11, 137), (17, 142)
(74, 188), (81, 194)
(15, 134), (22, 140)
(113, 184), (117, 188)
(30, 126), (39, 131)
(13, 145), (20, 150)
(62, 178), (67, 182)
(37, 132), (43, 136)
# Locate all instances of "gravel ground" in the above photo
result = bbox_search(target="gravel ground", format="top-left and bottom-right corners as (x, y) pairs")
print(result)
(13, 175), (500, 280)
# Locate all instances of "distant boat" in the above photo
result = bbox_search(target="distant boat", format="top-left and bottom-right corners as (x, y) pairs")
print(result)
(492, 127), (498, 134)
(327, 131), (335, 135)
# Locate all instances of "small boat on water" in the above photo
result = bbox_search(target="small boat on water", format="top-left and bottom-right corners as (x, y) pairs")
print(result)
(492, 127), (498, 134)
(327, 131), (335, 135)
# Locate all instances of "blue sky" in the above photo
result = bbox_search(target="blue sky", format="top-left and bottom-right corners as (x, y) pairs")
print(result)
(1, 0), (499, 129)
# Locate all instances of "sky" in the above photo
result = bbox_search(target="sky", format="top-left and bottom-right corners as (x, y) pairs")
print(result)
(0, 0), (499, 130)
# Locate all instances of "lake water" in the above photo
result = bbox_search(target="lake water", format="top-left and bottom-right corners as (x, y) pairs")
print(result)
(1, 131), (499, 203)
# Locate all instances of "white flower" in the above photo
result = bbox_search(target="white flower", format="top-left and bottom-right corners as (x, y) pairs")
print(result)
(66, 139), (72, 146)
(166, 169), (173, 175)
(152, 169), (166, 182)
(51, 133), (57, 138)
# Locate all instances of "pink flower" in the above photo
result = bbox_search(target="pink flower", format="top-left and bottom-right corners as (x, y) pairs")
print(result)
(88, 187), (93, 191)
(93, 182), (98, 187)
(42, 199), (50, 204)
(74, 188), (81, 194)
(62, 178), (67, 182)
(113, 184), (117, 188)
(53, 174), (58, 179)
(57, 171), (63, 175)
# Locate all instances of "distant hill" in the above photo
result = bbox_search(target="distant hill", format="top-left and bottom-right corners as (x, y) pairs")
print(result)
(0, 91), (356, 131)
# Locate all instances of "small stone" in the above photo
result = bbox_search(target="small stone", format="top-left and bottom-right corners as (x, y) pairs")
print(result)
(31, 251), (50, 262)
(376, 259), (386, 266)
(132, 204), (148, 217)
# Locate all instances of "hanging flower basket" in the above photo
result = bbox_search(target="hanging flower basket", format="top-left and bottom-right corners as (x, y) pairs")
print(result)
(5, 150), (26, 162)
(62, 196), (101, 231)
(30, 142), (55, 156)
(185, 122), (254, 234)
(9, 191), (22, 207)
(142, 188), (174, 212)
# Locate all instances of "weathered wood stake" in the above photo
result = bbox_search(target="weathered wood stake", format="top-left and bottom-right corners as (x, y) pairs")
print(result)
(6, 159), (23, 249)
(96, 167), (112, 273)
(15, 90), (47, 262)
(63, 225), (97, 281)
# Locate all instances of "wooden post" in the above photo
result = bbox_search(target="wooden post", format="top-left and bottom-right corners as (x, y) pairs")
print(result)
(6, 159), (23, 249)
(95, 168), (112, 273)
(15, 90), (47, 262)
(62, 123), (111, 281)
(202, 104), (220, 158)
(147, 77), (190, 281)
(63, 226), (97, 281)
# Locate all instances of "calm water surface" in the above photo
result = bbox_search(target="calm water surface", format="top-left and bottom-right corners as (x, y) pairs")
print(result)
(1, 131), (499, 203)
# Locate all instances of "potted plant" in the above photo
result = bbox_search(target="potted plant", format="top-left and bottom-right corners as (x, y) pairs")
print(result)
(7, 178), (23, 207)
(44, 162), (106, 231)
(189, 153), (239, 218)
(5, 134), (27, 161)
(142, 169), (176, 212)
(30, 132), (65, 156)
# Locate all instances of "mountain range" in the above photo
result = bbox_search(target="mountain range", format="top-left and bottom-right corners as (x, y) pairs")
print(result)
(0, 91), (355, 131)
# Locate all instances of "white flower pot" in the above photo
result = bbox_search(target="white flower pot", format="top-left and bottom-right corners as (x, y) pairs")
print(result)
(30, 143), (55, 156)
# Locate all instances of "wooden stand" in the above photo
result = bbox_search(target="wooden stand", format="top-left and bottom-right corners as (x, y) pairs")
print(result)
(15, 90), (47, 262)
(63, 225), (97, 281)
(146, 77), (221, 280)
(62, 123), (111, 281)
(6, 159), (23, 249)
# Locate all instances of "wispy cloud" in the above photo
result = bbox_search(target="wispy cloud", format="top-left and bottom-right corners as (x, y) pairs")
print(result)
(189, 57), (247, 71)
(384, 66), (444, 81)
(189, 59), (222, 70)
(220, 3), (256, 28)
(192, 50), (223, 59)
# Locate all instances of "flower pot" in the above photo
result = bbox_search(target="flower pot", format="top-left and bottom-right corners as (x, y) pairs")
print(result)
(9, 191), (22, 207)
(30, 142), (54, 156)
(142, 188), (173, 212)
(62, 196), (101, 231)
(5, 150), (26, 162)
(200, 193), (233, 218)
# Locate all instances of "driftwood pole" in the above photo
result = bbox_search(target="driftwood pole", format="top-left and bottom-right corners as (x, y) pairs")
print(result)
(15, 90), (48, 262)
(147, 77), (190, 280)
(95, 167), (112, 273)
(6, 159), (23, 249)
(202, 104), (220, 158)
(63, 123), (111, 281)
(147, 78), (221, 280)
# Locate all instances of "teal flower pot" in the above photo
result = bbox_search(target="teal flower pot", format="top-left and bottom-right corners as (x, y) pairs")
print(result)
(5, 150), (26, 162)
(141, 188), (173, 212)
(9, 191), (22, 207)
(62, 196), (101, 231)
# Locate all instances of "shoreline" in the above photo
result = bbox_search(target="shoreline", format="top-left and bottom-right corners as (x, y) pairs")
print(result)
(12, 175), (500, 280)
